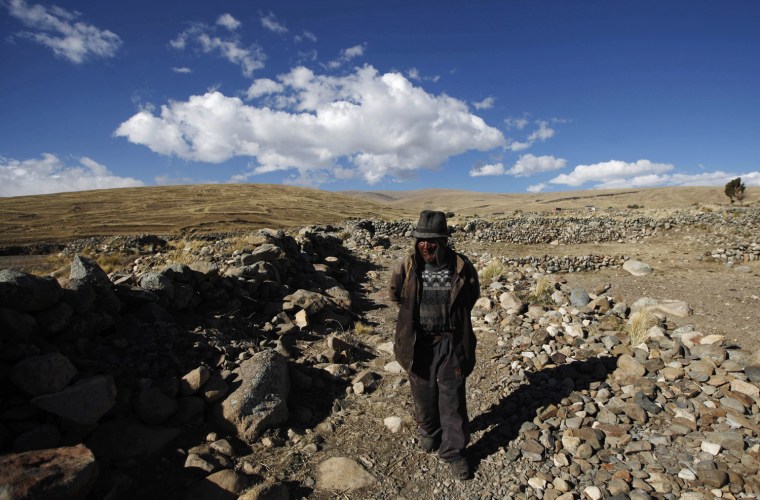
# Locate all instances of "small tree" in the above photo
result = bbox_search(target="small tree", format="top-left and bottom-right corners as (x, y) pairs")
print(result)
(734, 178), (746, 206)
(723, 179), (736, 205)
(725, 177), (747, 206)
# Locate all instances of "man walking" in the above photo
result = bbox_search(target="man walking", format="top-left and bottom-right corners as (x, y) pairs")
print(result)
(389, 210), (480, 480)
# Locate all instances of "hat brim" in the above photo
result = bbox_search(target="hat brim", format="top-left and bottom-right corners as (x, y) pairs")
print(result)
(412, 230), (448, 239)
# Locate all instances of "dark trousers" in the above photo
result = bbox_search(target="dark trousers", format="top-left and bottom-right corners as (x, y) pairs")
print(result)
(409, 335), (469, 462)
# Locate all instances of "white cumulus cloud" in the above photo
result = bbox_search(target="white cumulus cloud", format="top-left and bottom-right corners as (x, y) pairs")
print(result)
(115, 65), (506, 185)
(6, 0), (122, 63)
(469, 163), (505, 177)
(548, 159), (760, 190)
(550, 159), (675, 187)
(527, 183), (546, 193)
(473, 96), (495, 110)
(245, 78), (284, 99)
(0, 154), (144, 197)
(217, 13), (241, 31)
(170, 23), (265, 77)
(507, 154), (567, 177)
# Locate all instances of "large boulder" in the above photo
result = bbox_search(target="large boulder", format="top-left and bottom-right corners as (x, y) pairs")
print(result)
(283, 289), (332, 315)
(10, 353), (78, 396)
(31, 375), (116, 425)
(214, 350), (290, 444)
(0, 269), (62, 312)
(69, 255), (111, 289)
(0, 444), (98, 500)
(622, 260), (653, 276)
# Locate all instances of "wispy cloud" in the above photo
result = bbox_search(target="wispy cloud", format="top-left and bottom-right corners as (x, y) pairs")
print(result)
(260, 11), (287, 34)
(216, 13), (240, 31)
(406, 67), (440, 83)
(473, 96), (495, 110)
(504, 116), (529, 130)
(507, 120), (556, 151)
(170, 21), (265, 77)
(327, 44), (366, 69)
(549, 159), (760, 189)
(5, 0), (122, 63)
(172, 66), (192, 74)
(0, 154), (144, 197)
(294, 30), (317, 43)
(469, 163), (505, 177)
(116, 65), (505, 185)
(470, 154), (566, 178)
(527, 183), (546, 193)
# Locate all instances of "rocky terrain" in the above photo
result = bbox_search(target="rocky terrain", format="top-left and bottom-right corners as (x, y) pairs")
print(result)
(1, 206), (759, 499)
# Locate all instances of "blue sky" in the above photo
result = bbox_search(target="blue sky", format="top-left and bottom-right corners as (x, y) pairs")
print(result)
(1, 0), (759, 197)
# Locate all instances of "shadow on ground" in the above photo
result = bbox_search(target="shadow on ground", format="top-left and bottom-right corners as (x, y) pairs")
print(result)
(468, 355), (619, 470)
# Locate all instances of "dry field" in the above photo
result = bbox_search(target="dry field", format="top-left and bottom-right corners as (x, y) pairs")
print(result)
(1, 183), (757, 350)
(0, 184), (754, 247)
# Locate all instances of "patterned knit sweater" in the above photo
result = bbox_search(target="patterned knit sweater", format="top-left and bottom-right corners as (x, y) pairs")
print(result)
(419, 261), (453, 335)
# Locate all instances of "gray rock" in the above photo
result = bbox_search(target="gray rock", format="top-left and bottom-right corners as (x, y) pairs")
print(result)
(61, 279), (96, 314)
(138, 272), (175, 300)
(0, 445), (97, 499)
(33, 302), (74, 335)
(69, 255), (111, 289)
(10, 353), (78, 396)
(623, 260), (653, 276)
(0, 269), (62, 312)
(180, 366), (211, 396)
(569, 288), (590, 307)
(0, 307), (37, 340)
(283, 289), (332, 315)
(499, 291), (526, 313)
(214, 350), (290, 444)
(188, 469), (250, 500)
(31, 375), (116, 425)
(250, 243), (286, 262)
(316, 456), (376, 492)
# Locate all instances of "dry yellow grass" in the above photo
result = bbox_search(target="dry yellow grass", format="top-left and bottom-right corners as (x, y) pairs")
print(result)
(0, 184), (409, 246)
(1, 183), (755, 248)
(343, 185), (756, 217)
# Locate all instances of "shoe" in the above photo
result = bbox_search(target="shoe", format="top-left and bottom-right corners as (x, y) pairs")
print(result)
(449, 457), (470, 481)
(419, 435), (436, 452)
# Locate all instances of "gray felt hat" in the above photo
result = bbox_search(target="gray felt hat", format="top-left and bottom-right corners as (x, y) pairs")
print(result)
(411, 210), (449, 239)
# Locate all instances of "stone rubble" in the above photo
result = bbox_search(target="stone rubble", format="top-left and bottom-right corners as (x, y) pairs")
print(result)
(0, 207), (757, 498)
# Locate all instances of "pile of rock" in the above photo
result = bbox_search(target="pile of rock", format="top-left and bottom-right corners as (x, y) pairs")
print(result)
(467, 276), (760, 497)
(707, 243), (760, 264)
(0, 227), (367, 498)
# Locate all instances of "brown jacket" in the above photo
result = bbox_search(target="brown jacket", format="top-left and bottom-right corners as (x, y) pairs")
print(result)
(389, 248), (480, 377)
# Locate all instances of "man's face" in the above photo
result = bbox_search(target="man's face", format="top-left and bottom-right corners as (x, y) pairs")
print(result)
(417, 239), (439, 263)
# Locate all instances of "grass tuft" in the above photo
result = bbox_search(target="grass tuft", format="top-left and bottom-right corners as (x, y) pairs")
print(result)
(354, 322), (374, 335)
(480, 260), (505, 282)
(624, 309), (659, 346)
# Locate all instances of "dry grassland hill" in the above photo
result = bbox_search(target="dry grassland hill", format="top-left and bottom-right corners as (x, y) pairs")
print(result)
(342, 185), (753, 216)
(0, 184), (755, 247)
(0, 184), (409, 246)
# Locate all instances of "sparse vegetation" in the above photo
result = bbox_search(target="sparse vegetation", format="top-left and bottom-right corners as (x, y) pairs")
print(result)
(480, 260), (505, 281)
(725, 177), (747, 206)
(354, 322), (374, 335)
(627, 204), (644, 209)
(529, 275), (554, 304)
(623, 309), (659, 346)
